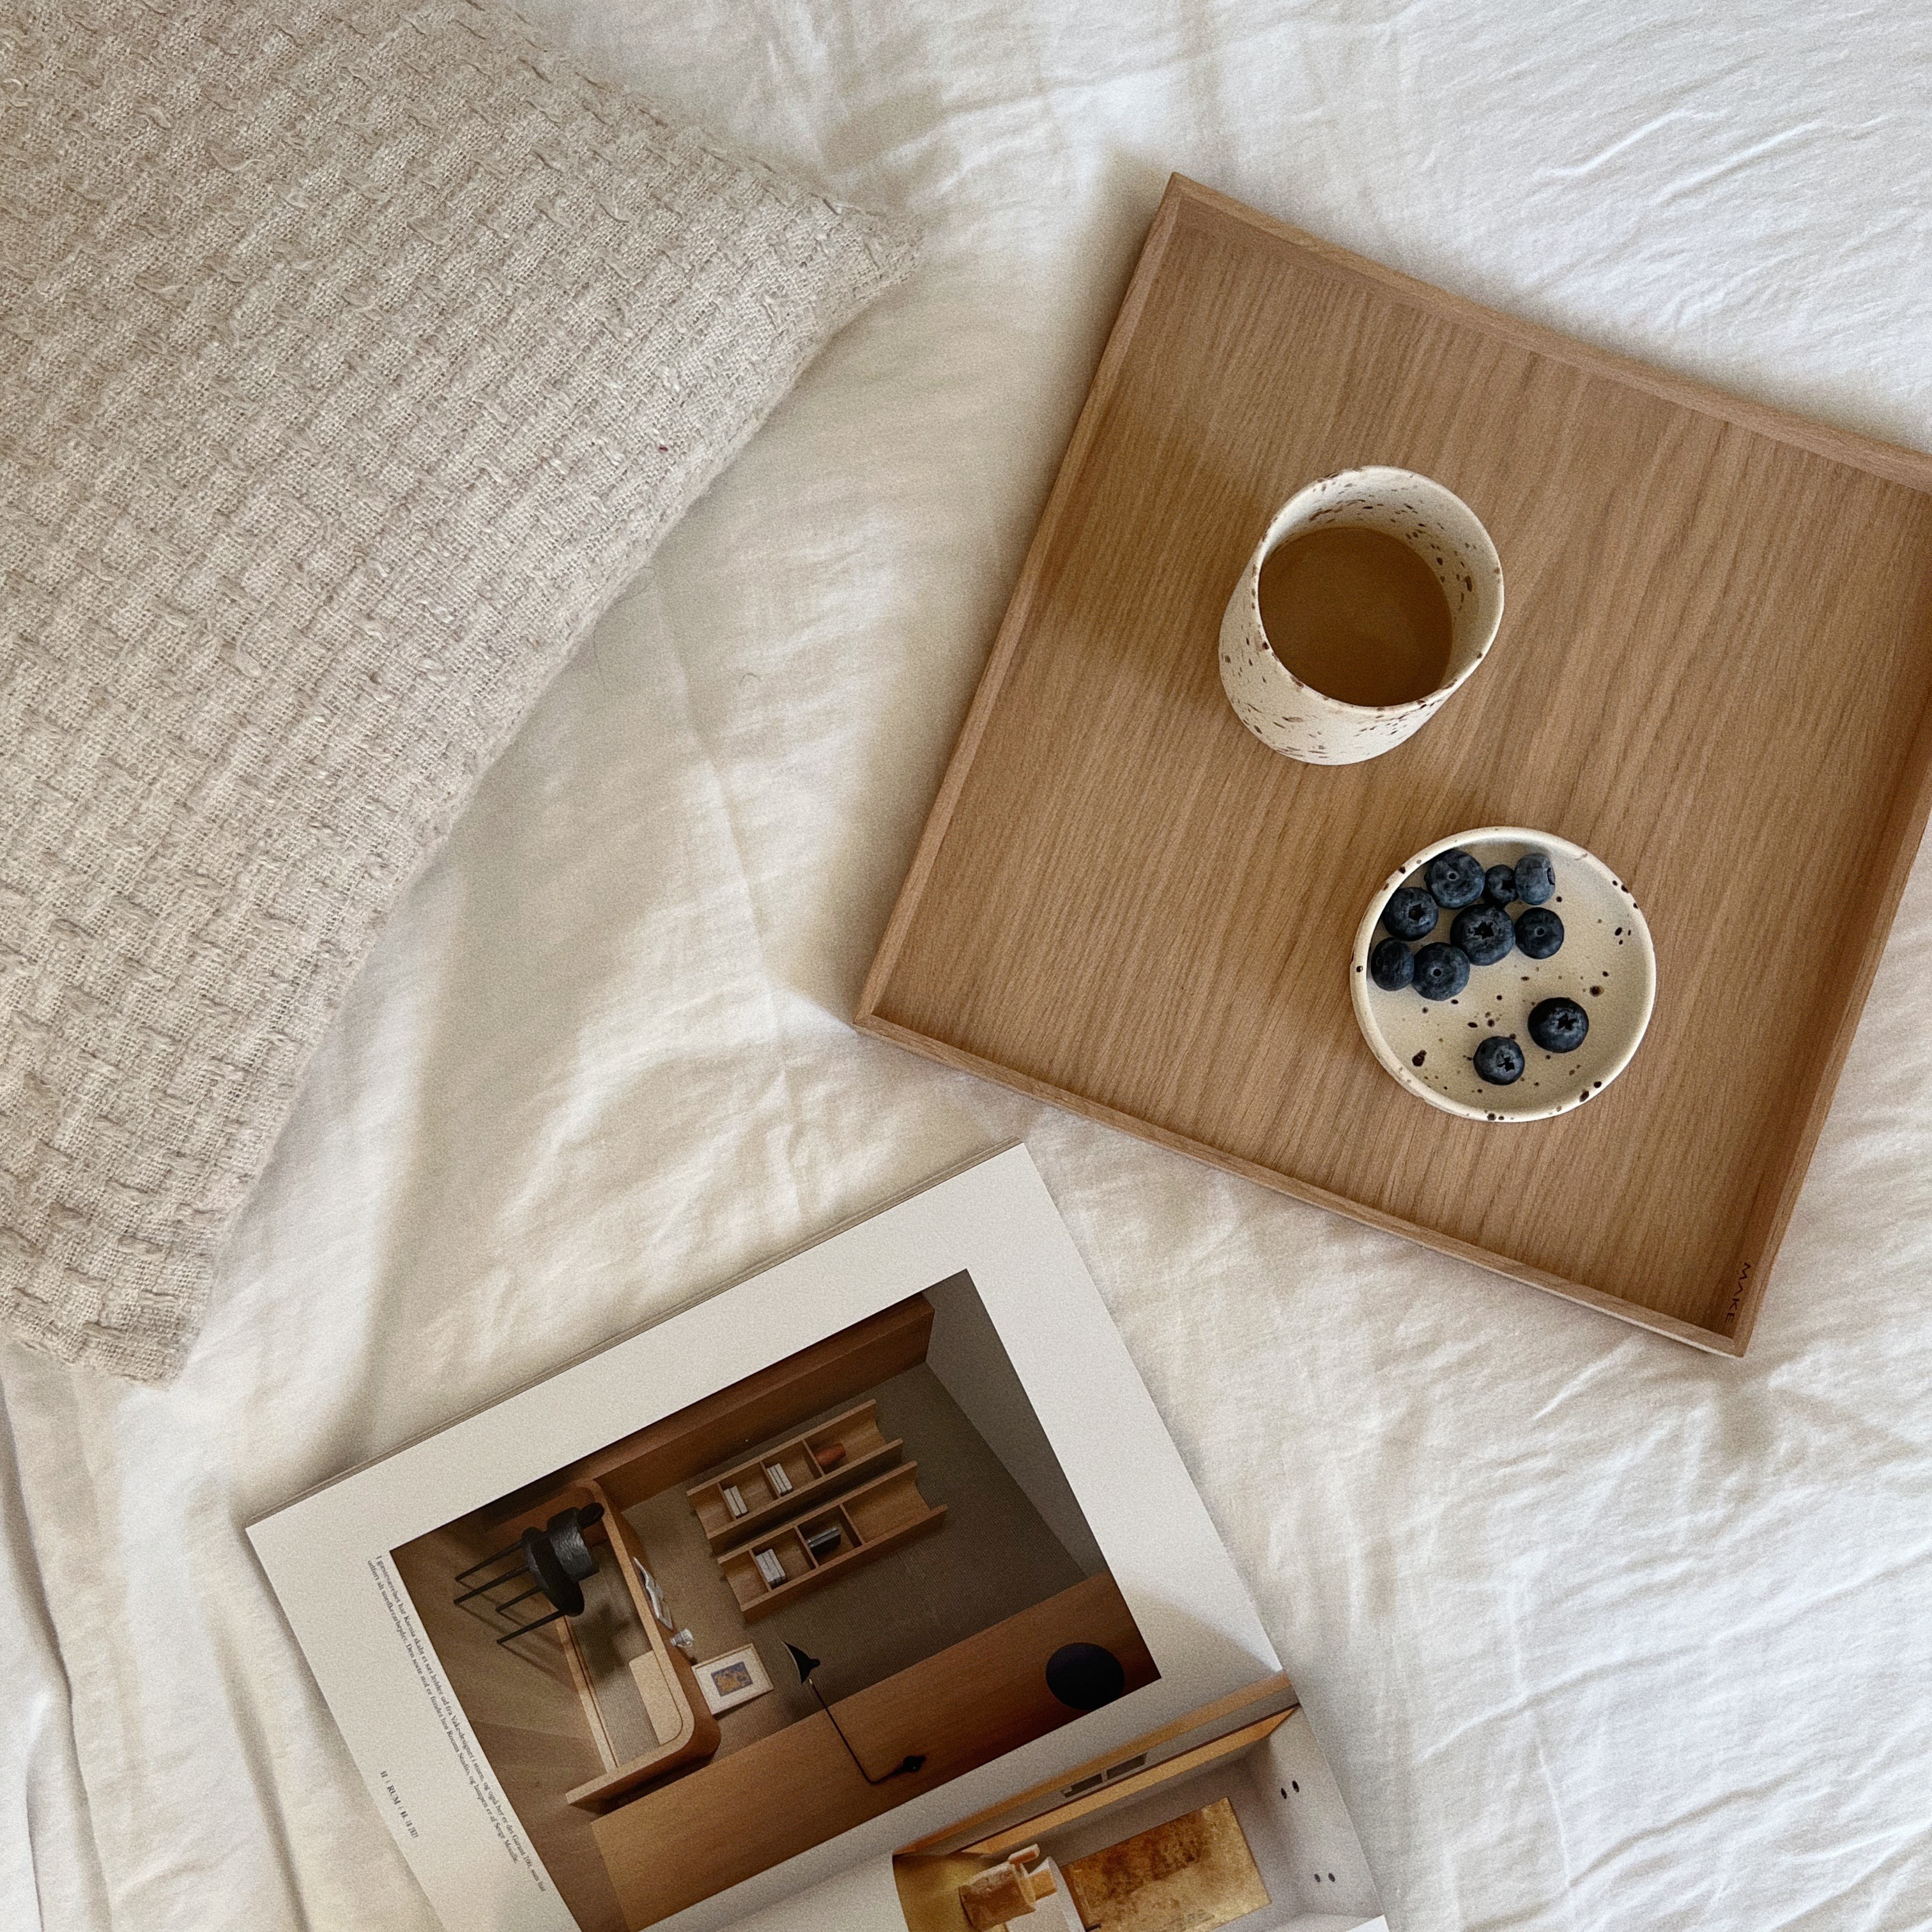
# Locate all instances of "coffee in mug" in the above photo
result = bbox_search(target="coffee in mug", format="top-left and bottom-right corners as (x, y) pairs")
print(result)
(1220, 468), (1503, 765)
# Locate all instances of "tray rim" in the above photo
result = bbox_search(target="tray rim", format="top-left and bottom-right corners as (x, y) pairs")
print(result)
(856, 173), (1932, 1353)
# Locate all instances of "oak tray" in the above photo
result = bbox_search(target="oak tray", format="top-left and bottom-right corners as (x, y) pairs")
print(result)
(857, 175), (1932, 1353)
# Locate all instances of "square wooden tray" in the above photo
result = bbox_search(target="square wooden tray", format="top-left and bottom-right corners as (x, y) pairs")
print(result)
(858, 176), (1932, 1353)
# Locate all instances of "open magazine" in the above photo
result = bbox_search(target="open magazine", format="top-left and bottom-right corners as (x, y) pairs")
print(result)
(250, 1146), (1386, 1932)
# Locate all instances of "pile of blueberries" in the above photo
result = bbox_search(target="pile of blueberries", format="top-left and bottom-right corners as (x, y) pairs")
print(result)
(1370, 848), (1588, 1087)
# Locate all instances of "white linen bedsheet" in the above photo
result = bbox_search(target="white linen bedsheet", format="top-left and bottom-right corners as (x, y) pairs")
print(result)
(5, 3), (1930, 1928)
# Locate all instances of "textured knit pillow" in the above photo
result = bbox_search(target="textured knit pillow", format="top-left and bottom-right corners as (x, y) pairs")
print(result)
(0, 0), (916, 1382)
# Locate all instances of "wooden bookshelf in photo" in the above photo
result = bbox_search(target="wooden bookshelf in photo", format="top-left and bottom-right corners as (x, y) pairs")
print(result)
(685, 1400), (903, 1554)
(717, 1463), (946, 1621)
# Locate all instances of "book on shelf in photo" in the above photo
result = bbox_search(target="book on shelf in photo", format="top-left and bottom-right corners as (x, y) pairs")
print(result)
(246, 1144), (1384, 1932)
(765, 1462), (792, 1494)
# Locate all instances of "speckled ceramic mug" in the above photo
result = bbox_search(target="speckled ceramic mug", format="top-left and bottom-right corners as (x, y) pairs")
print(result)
(1219, 466), (1503, 765)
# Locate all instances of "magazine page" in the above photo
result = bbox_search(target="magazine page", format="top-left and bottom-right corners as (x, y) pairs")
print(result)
(248, 1146), (1282, 1932)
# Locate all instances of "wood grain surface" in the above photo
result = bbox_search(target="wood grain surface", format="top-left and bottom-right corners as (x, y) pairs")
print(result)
(857, 176), (1932, 1352)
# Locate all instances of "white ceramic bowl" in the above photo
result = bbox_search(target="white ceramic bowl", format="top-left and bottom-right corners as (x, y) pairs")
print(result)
(1350, 826), (1657, 1123)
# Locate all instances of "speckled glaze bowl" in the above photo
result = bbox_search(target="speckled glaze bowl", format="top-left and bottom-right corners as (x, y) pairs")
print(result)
(1351, 827), (1657, 1123)
(1219, 466), (1504, 765)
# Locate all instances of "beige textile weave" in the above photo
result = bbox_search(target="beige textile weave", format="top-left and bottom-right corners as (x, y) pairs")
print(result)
(0, 0), (916, 1382)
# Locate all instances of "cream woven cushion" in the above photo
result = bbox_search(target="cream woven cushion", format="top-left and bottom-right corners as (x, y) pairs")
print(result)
(0, 0), (916, 1381)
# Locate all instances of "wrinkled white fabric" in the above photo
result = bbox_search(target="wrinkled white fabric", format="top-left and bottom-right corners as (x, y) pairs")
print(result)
(4, 2), (1929, 1929)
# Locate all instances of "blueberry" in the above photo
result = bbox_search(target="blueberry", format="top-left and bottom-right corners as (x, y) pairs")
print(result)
(1528, 996), (1588, 1052)
(1515, 905), (1563, 959)
(1381, 884), (1439, 942)
(1514, 851), (1556, 905)
(1424, 849), (1486, 909)
(1413, 942), (1471, 1000)
(1450, 903), (1515, 967)
(1473, 1036), (1524, 1085)
(1483, 863), (1518, 905)
(1368, 937), (1415, 990)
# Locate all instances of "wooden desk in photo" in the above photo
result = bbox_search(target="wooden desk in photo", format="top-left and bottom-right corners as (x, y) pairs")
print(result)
(592, 1572), (1156, 1928)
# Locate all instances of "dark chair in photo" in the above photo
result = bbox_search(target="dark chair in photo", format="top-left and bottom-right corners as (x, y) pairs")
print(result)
(452, 1502), (606, 1644)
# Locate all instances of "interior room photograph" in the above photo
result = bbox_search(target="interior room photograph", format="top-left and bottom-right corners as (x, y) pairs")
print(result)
(891, 1688), (1382, 1932)
(3, 1), (1930, 1931)
(392, 1280), (1154, 1929)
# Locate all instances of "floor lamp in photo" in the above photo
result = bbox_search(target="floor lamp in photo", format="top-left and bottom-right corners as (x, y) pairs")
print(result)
(784, 1643), (926, 1784)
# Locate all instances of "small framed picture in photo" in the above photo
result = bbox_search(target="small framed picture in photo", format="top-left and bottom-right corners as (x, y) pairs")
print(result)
(694, 1643), (773, 1715)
